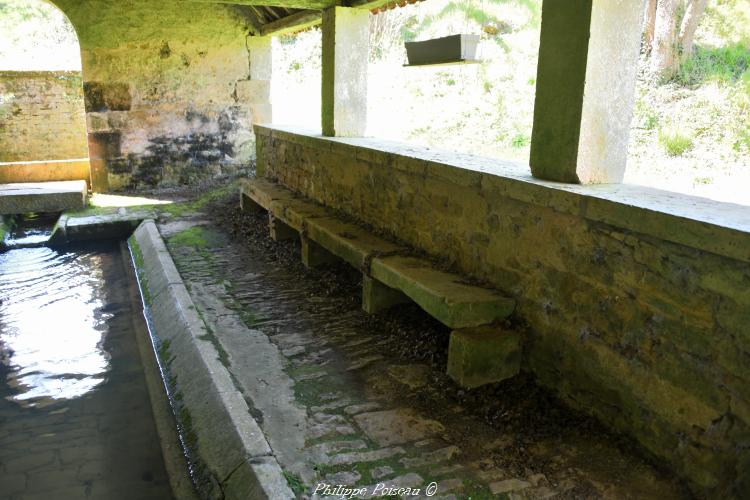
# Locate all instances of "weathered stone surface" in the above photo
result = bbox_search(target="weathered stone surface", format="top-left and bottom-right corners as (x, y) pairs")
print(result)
(353, 409), (444, 447)
(370, 256), (515, 329)
(0, 159), (90, 185)
(0, 181), (87, 215)
(301, 237), (338, 269)
(362, 274), (410, 314)
(447, 326), (521, 389)
(306, 217), (405, 270)
(489, 478), (531, 495)
(256, 125), (750, 494)
(130, 220), (293, 499)
(269, 213), (298, 242)
(0, 71), (88, 163)
(387, 364), (431, 390)
(239, 177), (296, 211)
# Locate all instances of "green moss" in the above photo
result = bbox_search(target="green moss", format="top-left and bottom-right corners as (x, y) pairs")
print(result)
(128, 237), (152, 305)
(283, 471), (306, 496)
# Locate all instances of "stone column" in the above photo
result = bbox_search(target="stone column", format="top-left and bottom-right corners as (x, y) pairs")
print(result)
(529, 0), (645, 184)
(321, 7), (369, 137)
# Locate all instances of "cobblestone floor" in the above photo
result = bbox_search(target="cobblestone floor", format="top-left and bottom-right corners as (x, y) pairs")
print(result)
(159, 193), (691, 500)
(0, 242), (173, 500)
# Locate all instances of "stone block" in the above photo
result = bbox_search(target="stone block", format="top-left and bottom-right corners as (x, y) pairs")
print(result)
(239, 177), (295, 210)
(370, 255), (515, 329)
(269, 213), (297, 241)
(301, 236), (338, 268)
(306, 216), (405, 270)
(269, 197), (329, 231)
(0, 180), (87, 215)
(362, 274), (410, 314)
(447, 326), (521, 389)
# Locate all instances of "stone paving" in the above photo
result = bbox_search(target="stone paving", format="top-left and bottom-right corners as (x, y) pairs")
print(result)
(159, 200), (691, 499)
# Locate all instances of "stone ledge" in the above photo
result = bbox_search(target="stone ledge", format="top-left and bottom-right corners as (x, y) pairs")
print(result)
(129, 220), (294, 500)
(254, 124), (750, 264)
(0, 180), (88, 215)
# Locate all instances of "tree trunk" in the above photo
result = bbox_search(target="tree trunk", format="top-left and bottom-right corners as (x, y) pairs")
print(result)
(651, 0), (680, 77)
(679, 0), (708, 61)
(644, 0), (658, 53)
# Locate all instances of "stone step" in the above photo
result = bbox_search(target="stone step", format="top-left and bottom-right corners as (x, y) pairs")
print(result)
(369, 255), (515, 329)
(0, 180), (87, 215)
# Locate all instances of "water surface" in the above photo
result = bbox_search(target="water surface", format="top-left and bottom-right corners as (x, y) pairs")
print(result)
(0, 241), (173, 499)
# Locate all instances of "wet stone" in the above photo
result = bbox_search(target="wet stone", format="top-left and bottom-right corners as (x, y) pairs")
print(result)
(325, 470), (362, 485)
(354, 409), (445, 446)
(329, 447), (406, 466)
(343, 402), (381, 415)
(400, 446), (460, 468)
(387, 364), (431, 390)
(490, 478), (532, 495)
(370, 466), (394, 480)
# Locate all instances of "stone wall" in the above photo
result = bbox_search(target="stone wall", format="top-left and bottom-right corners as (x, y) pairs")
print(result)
(0, 71), (88, 162)
(256, 124), (750, 497)
(52, 0), (269, 191)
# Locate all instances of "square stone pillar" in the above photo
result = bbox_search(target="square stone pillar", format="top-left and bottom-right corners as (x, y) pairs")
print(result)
(321, 7), (369, 137)
(530, 0), (645, 184)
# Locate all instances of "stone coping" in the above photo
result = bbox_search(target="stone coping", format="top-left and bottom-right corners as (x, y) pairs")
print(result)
(256, 124), (750, 264)
(130, 220), (294, 499)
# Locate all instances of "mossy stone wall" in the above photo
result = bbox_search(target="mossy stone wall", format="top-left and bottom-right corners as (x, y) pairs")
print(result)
(52, 0), (262, 190)
(256, 124), (750, 498)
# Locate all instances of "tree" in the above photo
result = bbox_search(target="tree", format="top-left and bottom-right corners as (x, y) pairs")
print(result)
(644, 0), (658, 53)
(650, 0), (680, 77)
(646, 0), (709, 78)
(678, 0), (708, 62)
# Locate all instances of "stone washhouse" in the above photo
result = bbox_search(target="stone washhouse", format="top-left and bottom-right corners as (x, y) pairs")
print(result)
(0, 0), (748, 498)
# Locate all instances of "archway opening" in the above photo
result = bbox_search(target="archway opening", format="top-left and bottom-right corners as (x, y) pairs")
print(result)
(0, 0), (90, 184)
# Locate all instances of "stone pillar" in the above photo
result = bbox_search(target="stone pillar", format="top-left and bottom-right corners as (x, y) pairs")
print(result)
(529, 0), (645, 184)
(321, 7), (369, 137)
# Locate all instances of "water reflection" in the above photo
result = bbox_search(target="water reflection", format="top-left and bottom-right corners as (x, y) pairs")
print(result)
(0, 246), (112, 406)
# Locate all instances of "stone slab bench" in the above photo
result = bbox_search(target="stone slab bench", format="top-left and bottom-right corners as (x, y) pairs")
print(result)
(370, 255), (515, 329)
(239, 177), (520, 388)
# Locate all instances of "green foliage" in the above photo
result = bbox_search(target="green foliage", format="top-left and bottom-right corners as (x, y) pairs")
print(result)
(412, 0), (540, 48)
(0, 0), (79, 69)
(659, 126), (694, 156)
(510, 133), (529, 148)
(674, 44), (750, 87)
(283, 471), (306, 496)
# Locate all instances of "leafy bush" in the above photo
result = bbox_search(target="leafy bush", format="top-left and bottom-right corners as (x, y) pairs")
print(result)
(659, 126), (694, 156)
